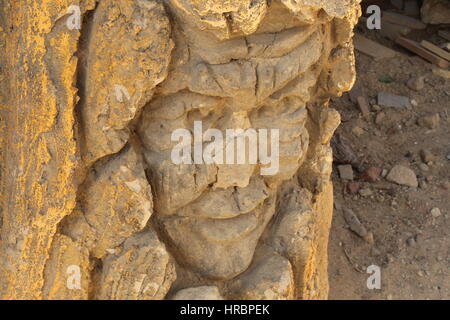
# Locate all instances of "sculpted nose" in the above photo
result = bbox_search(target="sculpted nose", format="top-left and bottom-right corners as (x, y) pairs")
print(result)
(214, 111), (256, 189)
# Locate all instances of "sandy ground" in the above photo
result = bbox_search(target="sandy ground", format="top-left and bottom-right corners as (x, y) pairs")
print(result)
(328, 28), (450, 300)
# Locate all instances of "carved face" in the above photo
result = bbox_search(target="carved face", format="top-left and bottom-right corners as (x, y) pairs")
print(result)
(137, 0), (357, 280)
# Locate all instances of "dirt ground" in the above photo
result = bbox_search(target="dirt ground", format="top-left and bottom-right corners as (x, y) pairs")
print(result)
(328, 27), (450, 300)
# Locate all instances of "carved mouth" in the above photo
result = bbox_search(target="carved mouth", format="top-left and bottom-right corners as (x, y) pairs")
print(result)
(195, 203), (267, 241)
(163, 193), (276, 242)
(162, 177), (272, 241)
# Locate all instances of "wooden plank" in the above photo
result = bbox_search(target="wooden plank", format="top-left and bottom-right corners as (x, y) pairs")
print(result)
(380, 20), (411, 41)
(420, 40), (450, 61)
(396, 37), (450, 68)
(354, 34), (397, 60)
(382, 11), (426, 29)
(432, 66), (450, 79)
(361, 17), (411, 41)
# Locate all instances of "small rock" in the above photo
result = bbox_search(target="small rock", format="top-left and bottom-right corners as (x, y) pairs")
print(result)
(364, 231), (374, 245)
(343, 209), (372, 244)
(420, 149), (434, 164)
(375, 112), (386, 125)
(419, 163), (429, 172)
(359, 188), (373, 197)
(410, 99), (418, 107)
(406, 237), (416, 246)
(417, 113), (440, 129)
(387, 254), (395, 263)
(352, 126), (365, 136)
(407, 76), (425, 91)
(346, 182), (360, 194)
(338, 164), (354, 181)
(381, 169), (388, 178)
(372, 104), (382, 112)
(378, 92), (411, 109)
(361, 167), (382, 182)
(391, 199), (398, 208)
(386, 165), (418, 187)
(419, 180), (428, 189)
(447, 154), (450, 160)
(356, 96), (371, 118)
(415, 234), (423, 243)
(430, 207), (442, 218)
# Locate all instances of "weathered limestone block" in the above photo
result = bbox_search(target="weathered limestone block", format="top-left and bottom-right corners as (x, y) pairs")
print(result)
(63, 144), (153, 258)
(82, 0), (173, 164)
(172, 286), (224, 300)
(227, 252), (295, 300)
(1, 0), (360, 300)
(136, 0), (359, 295)
(97, 231), (176, 300)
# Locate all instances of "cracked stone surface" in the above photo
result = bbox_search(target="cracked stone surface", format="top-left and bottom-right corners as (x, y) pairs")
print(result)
(0, 0), (360, 299)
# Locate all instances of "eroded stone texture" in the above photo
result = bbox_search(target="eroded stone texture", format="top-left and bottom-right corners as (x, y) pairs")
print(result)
(163, 191), (277, 280)
(137, 0), (359, 288)
(1, 0), (360, 300)
(63, 144), (153, 259)
(267, 182), (334, 299)
(0, 0), (96, 299)
(168, 0), (268, 40)
(81, 0), (173, 165)
(172, 286), (224, 300)
(227, 252), (295, 300)
(97, 231), (176, 300)
(43, 234), (91, 300)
